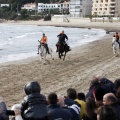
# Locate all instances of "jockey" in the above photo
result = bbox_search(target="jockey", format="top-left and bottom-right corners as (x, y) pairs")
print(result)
(37, 33), (50, 54)
(56, 30), (71, 52)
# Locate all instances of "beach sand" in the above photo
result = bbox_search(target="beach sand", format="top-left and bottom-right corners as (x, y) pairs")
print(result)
(0, 20), (120, 108)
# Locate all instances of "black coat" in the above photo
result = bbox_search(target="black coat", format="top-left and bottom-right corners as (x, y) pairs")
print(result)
(21, 82), (48, 120)
(57, 33), (68, 44)
(48, 104), (72, 120)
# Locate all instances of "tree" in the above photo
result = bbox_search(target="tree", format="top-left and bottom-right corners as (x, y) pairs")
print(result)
(20, 9), (27, 18)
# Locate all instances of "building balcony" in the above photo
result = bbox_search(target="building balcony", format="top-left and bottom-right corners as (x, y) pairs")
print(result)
(109, 12), (115, 15)
(110, 0), (115, 3)
(109, 9), (115, 12)
(109, 5), (115, 8)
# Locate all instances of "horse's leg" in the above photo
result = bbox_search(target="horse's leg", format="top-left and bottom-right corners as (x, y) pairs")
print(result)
(59, 52), (61, 59)
(38, 48), (42, 61)
(63, 52), (66, 61)
(113, 46), (115, 55)
(49, 48), (54, 60)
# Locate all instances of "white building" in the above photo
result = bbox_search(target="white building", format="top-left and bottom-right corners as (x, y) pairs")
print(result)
(21, 3), (37, 11)
(92, 0), (120, 17)
(38, 3), (61, 13)
(70, 0), (92, 17)
(61, 2), (70, 14)
(38, 2), (70, 14)
(0, 4), (9, 7)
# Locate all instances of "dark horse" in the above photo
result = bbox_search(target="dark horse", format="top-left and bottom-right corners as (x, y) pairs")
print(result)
(58, 43), (69, 61)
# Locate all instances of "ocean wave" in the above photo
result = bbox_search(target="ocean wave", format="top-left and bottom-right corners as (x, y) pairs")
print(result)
(0, 52), (37, 63)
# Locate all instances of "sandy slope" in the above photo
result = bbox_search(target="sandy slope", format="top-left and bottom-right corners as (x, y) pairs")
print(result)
(0, 21), (120, 108)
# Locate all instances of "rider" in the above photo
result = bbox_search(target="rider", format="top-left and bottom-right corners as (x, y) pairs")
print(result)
(37, 33), (50, 54)
(56, 30), (71, 52)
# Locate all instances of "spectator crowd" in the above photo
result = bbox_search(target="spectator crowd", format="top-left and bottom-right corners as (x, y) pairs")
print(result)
(0, 75), (120, 120)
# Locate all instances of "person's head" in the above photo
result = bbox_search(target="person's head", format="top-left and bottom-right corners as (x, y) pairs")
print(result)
(103, 93), (116, 105)
(48, 92), (58, 104)
(85, 97), (97, 119)
(43, 33), (45, 36)
(116, 32), (118, 34)
(11, 104), (22, 118)
(57, 96), (65, 107)
(62, 30), (64, 34)
(86, 97), (96, 111)
(24, 81), (41, 95)
(67, 88), (77, 100)
(97, 106), (116, 120)
(90, 77), (99, 86)
(77, 92), (85, 101)
(114, 78), (120, 90)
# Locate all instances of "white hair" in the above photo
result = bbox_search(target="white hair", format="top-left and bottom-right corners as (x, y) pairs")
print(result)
(11, 104), (22, 110)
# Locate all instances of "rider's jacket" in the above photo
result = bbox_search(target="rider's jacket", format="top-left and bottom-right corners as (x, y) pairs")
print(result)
(21, 81), (48, 120)
(57, 33), (68, 44)
(41, 36), (47, 44)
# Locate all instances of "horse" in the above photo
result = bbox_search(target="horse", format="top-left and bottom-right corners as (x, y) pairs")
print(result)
(58, 42), (69, 61)
(38, 43), (53, 62)
(112, 37), (120, 57)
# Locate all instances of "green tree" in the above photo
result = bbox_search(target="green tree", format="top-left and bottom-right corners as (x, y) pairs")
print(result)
(20, 9), (27, 18)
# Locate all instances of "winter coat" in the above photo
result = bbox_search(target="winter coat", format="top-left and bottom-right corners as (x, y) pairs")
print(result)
(110, 103), (120, 120)
(0, 102), (9, 120)
(57, 33), (68, 44)
(21, 81), (48, 120)
(64, 98), (80, 120)
(48, 104), (72, 120)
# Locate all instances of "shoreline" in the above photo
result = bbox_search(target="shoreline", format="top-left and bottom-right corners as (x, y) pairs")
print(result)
(0, 20), (120, 108)
(2, 19), (120, 31)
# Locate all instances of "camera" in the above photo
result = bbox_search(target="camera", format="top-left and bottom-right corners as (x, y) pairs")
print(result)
(5, 110), (15, 116)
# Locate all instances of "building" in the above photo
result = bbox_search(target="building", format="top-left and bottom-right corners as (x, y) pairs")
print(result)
(0, 4), (9, 7)
(38, 3), (61, 13)
(70, 0), (92, 17)
(21, 3), (37, 11)
(92, 0), (120, 17)
(61, 2), (70, 14)
(38, 2), (70, 14)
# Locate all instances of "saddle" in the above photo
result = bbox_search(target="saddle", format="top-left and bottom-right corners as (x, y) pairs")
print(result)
(40, 43), (47, 48)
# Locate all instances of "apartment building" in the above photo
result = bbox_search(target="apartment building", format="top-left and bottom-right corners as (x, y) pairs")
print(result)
(92, 0), (120, 16)
(70, 0), (92, 17)
(38, 2), (70, 13)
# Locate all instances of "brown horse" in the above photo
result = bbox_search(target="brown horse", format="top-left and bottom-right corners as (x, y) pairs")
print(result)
(58, 43), (69, 61)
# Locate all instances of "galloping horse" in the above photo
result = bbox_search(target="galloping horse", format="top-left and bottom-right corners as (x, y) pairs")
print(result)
(58, 43), (69, 61)
(38, 43), (53, 61)
(112, 37), (120, 57)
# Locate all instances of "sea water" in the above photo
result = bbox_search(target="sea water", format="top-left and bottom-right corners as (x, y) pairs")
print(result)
(0, 24), (106, 63)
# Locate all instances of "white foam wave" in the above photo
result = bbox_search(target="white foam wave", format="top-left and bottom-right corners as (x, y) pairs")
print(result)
(0, 52), (37, 63)
(25, 31), (40, 35)
(15, 35), (26, 39)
